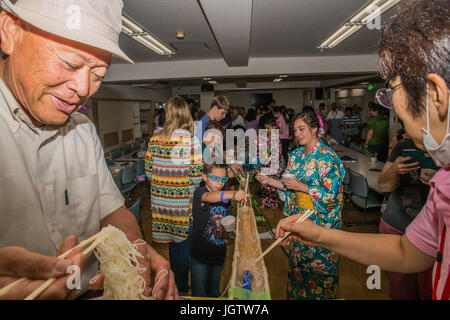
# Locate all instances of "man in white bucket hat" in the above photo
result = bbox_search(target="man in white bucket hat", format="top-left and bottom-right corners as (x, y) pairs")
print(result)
(0, 0), (177, 300)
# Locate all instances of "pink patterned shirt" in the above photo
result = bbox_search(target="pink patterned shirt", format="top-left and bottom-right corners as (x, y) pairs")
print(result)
(406, 166), (450, 300)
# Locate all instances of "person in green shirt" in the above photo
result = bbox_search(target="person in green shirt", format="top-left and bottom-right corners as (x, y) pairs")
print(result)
(364, 102), (389, 162)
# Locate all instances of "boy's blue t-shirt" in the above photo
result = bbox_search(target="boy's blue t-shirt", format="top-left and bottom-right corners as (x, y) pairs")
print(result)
(197, 114), (211, 142)
(190, 186), (231, 265)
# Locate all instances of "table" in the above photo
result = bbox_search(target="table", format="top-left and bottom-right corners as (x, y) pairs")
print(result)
(112, 150), (145, 163)
(108, 161), (133, 175)
(332, 145), (385, 194)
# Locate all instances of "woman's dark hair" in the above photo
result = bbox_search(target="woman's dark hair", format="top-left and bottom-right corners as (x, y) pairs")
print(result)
(245, 108), (256, 122)
(294, 110), (320, 132)
(158, 112), (165, 126)
(302, 106), (314, 113)
(274, 106), (288, 123)
(369, 102), (380, 112)
(263, 116), (277, 128)
(345, 107), (353, 114)
(378, 0), (449, 117)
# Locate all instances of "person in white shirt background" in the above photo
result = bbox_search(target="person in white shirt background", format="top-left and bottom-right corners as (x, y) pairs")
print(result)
(326, 102), (345, 142)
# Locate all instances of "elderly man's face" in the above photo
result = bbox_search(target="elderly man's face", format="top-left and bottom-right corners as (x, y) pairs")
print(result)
(2, 20), (111, 126)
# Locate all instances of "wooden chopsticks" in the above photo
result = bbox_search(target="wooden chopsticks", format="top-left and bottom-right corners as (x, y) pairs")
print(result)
(0, 232), (102, 300)
(254, 209), (315, 263)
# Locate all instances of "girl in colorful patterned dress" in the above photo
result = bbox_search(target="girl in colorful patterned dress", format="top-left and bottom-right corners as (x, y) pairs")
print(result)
(256, 110), (345, 299)
(145, 96), (203, 295)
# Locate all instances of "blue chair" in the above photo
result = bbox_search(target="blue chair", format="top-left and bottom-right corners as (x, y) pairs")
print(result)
(127, 198), (141, 223)
(341, 167), (352, 226)
(135, 159), (151, 198)
(121, 165), (137, 200)
(349, 170), (382, 231)
(123, 143), (133, 155)
(110, 149), (122, 160)
(112, 171), (123, 192)
(132, 141), (141, 152)
(136, 159), (145, 182)
(343, 167), (351, 196)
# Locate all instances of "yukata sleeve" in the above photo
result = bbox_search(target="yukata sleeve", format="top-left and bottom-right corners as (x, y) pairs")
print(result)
(278, 152), (296, 216)
(308, 153), (344, 217)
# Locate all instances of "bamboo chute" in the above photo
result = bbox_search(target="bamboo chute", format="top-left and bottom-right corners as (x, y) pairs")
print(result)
(228, 176), (271, 300)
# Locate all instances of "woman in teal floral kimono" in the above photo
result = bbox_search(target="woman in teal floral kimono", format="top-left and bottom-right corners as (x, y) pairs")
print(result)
(257, 110), (345, 299)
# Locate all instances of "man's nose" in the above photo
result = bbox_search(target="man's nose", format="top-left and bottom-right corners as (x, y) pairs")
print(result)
(67, 68), (90, 98)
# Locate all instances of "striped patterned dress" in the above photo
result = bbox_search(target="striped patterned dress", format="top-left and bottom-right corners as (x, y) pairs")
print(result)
(145, 129), (203, 243)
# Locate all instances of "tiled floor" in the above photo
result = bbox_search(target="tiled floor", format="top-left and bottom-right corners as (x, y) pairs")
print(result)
(134, 184), (391, 300)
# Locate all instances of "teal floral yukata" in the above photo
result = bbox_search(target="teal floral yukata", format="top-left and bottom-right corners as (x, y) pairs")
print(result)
(279, 139), (345, 300)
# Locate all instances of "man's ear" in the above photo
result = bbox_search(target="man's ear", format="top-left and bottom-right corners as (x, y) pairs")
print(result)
(427, 73), (449, 120)
(0, 12), (21, 55)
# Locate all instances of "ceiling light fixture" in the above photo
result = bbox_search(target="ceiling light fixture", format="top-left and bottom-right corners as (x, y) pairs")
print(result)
(122, 14), (175, 55)
(318, 0), (403, 49)
(279, 75), (288, 78)
(273, 78), (283, 82)
(208, 80), (218, 85)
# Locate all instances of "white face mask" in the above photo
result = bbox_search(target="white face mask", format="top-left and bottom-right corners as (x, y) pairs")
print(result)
(422, 83), (450, 168)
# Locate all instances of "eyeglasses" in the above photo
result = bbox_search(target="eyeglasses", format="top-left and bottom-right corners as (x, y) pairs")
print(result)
(206, 174), (229, 183)
(376, 82), (403, 109)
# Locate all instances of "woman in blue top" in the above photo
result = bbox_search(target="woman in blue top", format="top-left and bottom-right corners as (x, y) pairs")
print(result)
(256, 110), (345, 299)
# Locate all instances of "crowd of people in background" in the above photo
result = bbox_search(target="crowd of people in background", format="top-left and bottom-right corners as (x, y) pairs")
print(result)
(157, 97), (391, 164)
(1, 0), (447, 303)
(145, 94), (399, 299)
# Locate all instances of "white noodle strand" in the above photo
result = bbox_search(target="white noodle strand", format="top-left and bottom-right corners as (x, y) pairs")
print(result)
(93, 225), (151, 300)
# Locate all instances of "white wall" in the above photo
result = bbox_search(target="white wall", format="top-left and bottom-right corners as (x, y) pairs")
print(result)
(91, 85), (172, 153)
(105, 55), (378, 83)
(97, 100), (136, 152)
(200, 91), (214, 112)
(94, 84), (171, 102)
(336, 88), (369, 123)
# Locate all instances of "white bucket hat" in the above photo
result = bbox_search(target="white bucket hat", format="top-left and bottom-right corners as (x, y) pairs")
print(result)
(1, 0), (133, 64)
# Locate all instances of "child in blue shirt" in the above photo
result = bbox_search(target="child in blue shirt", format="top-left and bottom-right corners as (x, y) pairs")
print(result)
(190, 163), (248, 297)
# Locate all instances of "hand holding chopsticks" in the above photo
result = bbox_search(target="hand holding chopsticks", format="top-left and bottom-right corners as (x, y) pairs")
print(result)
(240, 172), (250, 207)
(0, 232), (102, 300)
(24, 236), (101, 300)
(254, 209), (315, 263)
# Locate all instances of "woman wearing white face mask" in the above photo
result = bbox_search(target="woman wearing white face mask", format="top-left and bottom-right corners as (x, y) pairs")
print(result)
(275, 0), (450, 300)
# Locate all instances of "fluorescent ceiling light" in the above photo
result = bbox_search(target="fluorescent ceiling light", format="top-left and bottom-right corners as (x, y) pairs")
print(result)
(122, 15), (174, 55)
(279, 75), (288, 78)
(318, 0), (403, 49)
(273, 78), (283, 82)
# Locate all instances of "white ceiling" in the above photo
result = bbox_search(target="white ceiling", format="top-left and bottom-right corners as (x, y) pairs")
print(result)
(117, 0), (398, 63)
(106, 0), (403, 88)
